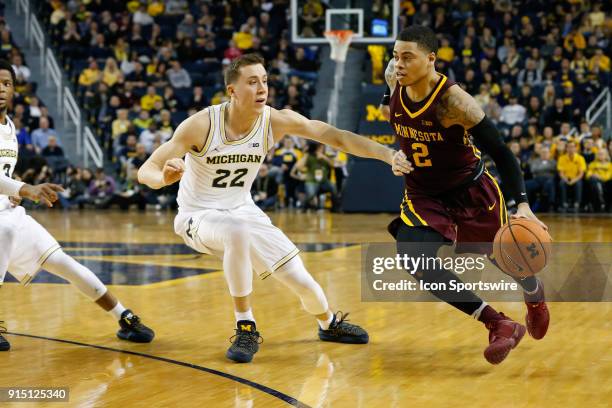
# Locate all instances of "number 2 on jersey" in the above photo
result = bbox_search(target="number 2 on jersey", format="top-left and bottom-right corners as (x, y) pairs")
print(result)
(212, 168), (248, 188)
(3, 163), (10, 177)
(411, 143), (432, 167)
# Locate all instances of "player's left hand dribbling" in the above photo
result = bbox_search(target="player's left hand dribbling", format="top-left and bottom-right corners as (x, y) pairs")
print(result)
(513, 202), (549, 231)
(391, 150), (413, 176)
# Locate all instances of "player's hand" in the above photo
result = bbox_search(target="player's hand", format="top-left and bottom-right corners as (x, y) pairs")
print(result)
(391, 150), (413, 176)
(162, 158), (185, 185)
(513, 202), (549, 231)
(19, 183), (64, 207)
(9, 196), (22, 207)
(379, 105), (390, 121)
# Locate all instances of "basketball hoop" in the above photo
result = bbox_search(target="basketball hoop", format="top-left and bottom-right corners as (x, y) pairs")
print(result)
(324, 30), (354, 63)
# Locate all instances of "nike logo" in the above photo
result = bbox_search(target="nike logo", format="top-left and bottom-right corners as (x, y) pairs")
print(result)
(394, 113), (403, 118)
(488, 202), (496, 211)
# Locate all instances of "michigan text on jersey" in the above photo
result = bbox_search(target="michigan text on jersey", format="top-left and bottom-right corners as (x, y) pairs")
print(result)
(206, 154), (263, 165)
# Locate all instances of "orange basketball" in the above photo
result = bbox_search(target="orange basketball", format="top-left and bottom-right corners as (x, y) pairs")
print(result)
(492, 219), (552, 278)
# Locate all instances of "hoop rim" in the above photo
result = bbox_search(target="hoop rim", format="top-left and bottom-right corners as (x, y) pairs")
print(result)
(324, 29), (355, 43)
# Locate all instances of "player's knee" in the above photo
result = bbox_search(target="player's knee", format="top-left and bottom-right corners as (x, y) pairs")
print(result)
(223, 219), (250, 247)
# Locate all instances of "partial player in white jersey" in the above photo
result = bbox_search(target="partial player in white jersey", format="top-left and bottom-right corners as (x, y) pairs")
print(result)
(139, 54), (412, 363)
(0, 61), (154, 351)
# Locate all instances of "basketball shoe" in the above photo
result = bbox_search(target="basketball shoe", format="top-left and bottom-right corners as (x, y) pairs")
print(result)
(318, 312), (369, 344)
(524, 278), (549, 340)
(0, 321), (9, 351)
(226, 320), (262, 363)
(116, 310), (155, 343)
(484, 313), (526, 364)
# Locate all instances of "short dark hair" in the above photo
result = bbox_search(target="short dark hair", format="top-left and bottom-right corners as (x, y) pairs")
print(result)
(397, 25), (438, 54)
(224, 53), (265, 86)
(0, 59), (16, 85)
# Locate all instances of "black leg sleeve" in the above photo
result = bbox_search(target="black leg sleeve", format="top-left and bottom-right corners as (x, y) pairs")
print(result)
(396, 225), (484, 316)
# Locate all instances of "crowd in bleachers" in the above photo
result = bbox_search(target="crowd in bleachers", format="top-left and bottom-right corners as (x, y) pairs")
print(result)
(7, 0), (330, 211)
(5, 0), (611, 213)
(373, 0), (611, 212)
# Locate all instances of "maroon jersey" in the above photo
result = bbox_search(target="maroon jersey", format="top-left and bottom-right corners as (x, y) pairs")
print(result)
(389, 73), (481, 196)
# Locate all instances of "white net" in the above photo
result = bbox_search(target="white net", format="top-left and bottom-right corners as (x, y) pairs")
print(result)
(324, 30), (354, 63)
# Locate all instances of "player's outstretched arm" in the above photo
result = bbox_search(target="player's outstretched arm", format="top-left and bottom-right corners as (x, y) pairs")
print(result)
(0, 173), (63, 207)
(138, 110), (210, 189)
(437, 86), (547, 230)
(270, 108), (412, 176)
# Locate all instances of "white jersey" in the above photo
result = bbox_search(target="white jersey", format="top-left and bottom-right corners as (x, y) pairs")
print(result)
(0, 116), (18, 212)
(177, 102), (273, 211)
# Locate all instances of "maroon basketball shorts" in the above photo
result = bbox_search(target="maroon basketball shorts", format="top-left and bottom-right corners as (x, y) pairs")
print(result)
(392, 172), (509, 254)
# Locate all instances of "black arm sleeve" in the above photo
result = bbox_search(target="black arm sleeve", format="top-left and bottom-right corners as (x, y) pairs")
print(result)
(470, 116), (528, 204)
(380, 85), (391, 106)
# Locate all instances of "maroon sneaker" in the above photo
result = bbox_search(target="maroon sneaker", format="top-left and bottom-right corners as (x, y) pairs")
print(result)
(524, 279), (550, 340)
(484, 313), (526, 364)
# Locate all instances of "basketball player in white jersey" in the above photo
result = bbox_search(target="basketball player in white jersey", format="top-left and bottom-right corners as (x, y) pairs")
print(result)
(0, 61), (154, 351)
(139, 54), (412, 363)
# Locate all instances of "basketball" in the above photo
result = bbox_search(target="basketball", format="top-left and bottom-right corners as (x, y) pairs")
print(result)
(492, 219), (552, 278)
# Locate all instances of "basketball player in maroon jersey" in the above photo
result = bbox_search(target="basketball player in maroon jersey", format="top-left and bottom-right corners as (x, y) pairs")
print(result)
(381, 26), (549, 364)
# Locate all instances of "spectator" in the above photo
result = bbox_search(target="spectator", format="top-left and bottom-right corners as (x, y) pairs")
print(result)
(586, 149), (611, 212)
(103, 169), (147, 211)
(139, 122), (160, 154)
(133, 3), (154, 26)
(112, 109), (131, 141)
(251, 163), (278, 210)
(78, 58), (102, 88)
(296, 143), (339, 212)
(102, 57), (123, 88)
(118, 133), (139, 165)
(165, 0), (188, 16)
(31, 117), (59, 153)
(526, 147), (557, 212)
(128, 143), (149, 170)
(167, 60), (192, 89)
(132, 108), (152, 132)
(543, 98), (571, 132)
(517, 59), (543, 88)
(89, 167), (116, 207)
(178, 14), (197, 38)
(11, 53), (30, 82)
(140, 86), (162, 111)
(125, 61), (148, 89)
(14, 117), (31, 147)
(272, 136), (301, 207)
(41, 135), (65, 157)
(558, 141), (586, 212)
(499, 96), (526, 129)
(581, 137), (596, 164)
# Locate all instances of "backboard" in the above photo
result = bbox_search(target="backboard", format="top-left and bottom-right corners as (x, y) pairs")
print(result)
(291, 0), (399, 44)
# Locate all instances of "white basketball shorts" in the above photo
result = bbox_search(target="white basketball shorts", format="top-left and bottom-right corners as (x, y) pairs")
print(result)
(174, 202), (299, 279)
(0, 206), (61, 285)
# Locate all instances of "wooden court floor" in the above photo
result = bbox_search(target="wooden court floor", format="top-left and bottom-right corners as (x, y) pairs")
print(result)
(0, 210), (610, 407)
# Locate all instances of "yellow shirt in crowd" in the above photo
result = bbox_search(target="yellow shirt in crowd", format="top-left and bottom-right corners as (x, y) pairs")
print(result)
(557, 153), (586, 179)
(78, 68), (101, 87)
(140, 94), (162, 111)
(233, 32), (253, 50)
(437, 46), (455, 63)
(586, 161), (612, 182)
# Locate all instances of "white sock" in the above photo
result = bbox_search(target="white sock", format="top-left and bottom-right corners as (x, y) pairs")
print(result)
(235, 309), (255, 323)
(317, 311), (334, 330)
(471, 302), (488, 320)
(109, 302), (127, 320)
